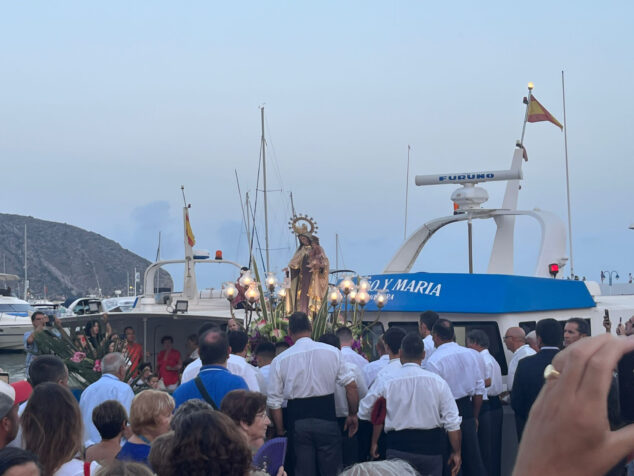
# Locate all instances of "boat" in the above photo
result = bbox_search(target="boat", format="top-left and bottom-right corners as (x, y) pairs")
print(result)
(58, 204), (240, 363)
(349, 94), (634, 474)
(0, 274), (33, 350)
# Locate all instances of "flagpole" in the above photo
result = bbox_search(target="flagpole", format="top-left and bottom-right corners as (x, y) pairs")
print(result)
(519, 82), (534, 146)
(561, 70), (574, 278)
(404, 145), (411, 240)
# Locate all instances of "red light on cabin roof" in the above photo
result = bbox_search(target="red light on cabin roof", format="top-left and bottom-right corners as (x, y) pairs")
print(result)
(549, 264), (559, 273)
(215, 250), (222, 260)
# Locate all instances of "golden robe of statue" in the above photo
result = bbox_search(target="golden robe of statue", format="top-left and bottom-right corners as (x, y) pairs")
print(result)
(287, 234), (329, 315)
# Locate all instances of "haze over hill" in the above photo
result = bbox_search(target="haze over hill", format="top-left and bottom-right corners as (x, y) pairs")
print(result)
(0, 213), (172, 300)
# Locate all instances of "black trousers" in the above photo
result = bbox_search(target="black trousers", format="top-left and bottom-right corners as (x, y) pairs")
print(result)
(293, 418), (342, 476)
(387, 449), (443, 476)
(337, 417), (359, 468)
(460, 416), (488, 476)
(478, 403), (502, 476)
(444, 397), (487, 476)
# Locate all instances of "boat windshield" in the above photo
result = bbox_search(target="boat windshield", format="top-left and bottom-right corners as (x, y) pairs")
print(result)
(0, 303), (32, 313)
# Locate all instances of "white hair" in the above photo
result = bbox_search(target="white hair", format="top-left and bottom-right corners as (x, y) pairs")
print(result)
(340, 460), (419, 476)
(101, 352), (125, 375)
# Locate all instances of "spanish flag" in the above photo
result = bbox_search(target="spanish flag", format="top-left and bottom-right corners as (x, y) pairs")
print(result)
(526, 95), (563, 130)
(185, 209), (196, 247)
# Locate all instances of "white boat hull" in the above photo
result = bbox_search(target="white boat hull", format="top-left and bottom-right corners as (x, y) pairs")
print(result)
(0, 315), (31, 350)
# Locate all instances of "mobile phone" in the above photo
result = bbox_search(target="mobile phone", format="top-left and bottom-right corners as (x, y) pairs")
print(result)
(45, 314), (55, 327)
(618, 350), (634, 424)
(0, 373), (9, 384)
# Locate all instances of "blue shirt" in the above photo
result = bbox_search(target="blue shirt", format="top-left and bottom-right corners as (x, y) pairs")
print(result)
(173, 364), (248, 408)
(24, 328), (61, 378)
(79, 374), (135, 446)
(116, 442), (151, 466)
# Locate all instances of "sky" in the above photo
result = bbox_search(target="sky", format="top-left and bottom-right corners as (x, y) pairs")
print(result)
(1, 1), (633, 292)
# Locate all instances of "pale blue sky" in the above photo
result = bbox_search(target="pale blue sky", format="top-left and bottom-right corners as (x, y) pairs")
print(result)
(1, 1), (633, 291)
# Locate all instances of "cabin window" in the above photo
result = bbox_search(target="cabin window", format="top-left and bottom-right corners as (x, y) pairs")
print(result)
(453, 321), (508, 375)
(361, 321), (385, 361)
(519, 321), (536, 334)
(387, 321), (419, 335)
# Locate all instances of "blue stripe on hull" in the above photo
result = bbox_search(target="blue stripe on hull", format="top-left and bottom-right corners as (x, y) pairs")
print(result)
(361, 273), (596, 313)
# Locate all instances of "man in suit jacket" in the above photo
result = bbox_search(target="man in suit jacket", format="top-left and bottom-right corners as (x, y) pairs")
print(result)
(511, 318), (562, 440)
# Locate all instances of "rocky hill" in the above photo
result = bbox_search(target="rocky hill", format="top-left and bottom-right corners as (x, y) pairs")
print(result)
(0, 213), (172, 300)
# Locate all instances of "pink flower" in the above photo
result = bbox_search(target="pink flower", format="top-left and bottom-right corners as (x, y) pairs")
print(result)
(93, 360), (101, 372)
(255, 319), (267, 330)
(70, 352), (86, 363)
(271, 328), (283, 339)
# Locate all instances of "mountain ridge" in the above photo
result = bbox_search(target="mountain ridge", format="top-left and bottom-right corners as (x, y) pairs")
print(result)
(0, 213), (172, 299)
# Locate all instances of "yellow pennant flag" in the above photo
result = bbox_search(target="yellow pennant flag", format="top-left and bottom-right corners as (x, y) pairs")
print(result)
(527, 95), (563, 130)
(185, 209), (196, 247)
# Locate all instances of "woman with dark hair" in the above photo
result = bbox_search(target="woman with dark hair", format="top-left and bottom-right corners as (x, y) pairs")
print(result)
(0, 447), (41, 475)
(168, 409), (252, 476)
(156, 336), (181, 391)
(21, 383), (99, 475)
(84, 318), (113, 350)
(85, 400), (128, 466)
(220, 390), (270, 451)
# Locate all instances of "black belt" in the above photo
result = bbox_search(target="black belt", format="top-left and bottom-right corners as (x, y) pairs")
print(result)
(455, 396), (473, 419)
(286, 394), (336, 423)
(386, 428), (444, 455)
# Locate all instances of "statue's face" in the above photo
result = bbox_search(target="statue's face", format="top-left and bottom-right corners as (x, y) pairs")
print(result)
(299, 236), (310, 246)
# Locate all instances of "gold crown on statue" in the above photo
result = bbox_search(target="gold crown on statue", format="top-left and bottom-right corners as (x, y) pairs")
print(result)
(288, 214), (318, 236)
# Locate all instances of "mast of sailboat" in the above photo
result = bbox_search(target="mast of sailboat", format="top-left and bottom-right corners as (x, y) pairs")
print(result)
(155, 231), (161, 292)
(404, 145), (411, 240)
(561, 70), (574, 278)
(260, 106), (270, 273)
(23, 224), (27, 300)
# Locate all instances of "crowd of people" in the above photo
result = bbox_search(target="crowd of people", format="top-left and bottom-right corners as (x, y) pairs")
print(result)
(0, 311), (632, 475)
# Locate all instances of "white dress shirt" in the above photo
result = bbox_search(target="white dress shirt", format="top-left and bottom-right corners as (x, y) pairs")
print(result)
(363, 354), (390, 388)
(358, 358), (402, 421)
(373, 363), (461, 432)
(426, 342), (485, 400)
(422, 334), (435, 366)
(79, 374), (135, 446)
(480, 348), (503, 398)
(227, 354), (261, 392)
(259, 364), (271, 395)
(181, 357), (202, 384)
(267, 337), (354, 410)
(341, 346), (369, 371)
(506, 344), (536, 391)
(335, 361), (368, 418)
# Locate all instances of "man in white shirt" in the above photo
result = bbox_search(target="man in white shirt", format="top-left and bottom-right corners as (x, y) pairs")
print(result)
(79, 352), (135, 447)
(418, 310), (439, 367)
(268, 312), (359, 476)
(467, 330), (503, 476)
(363, 338), (389, 388)
(357, 326), (405, 462)
(318, 333), (368, 468)
(227, 330), (261, 392)
(371, 332), (462, 476)
(336, 326), (369, 372)
(503, 327), (536, 392)
(427, 319), (487, 476)
(255, 341), (276, 395)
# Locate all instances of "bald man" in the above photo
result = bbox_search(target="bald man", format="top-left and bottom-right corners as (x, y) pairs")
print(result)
(503, 327), (536, 392)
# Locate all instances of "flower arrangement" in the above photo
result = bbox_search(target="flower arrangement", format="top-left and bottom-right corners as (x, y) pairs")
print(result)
(33, 315), (136, 388)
